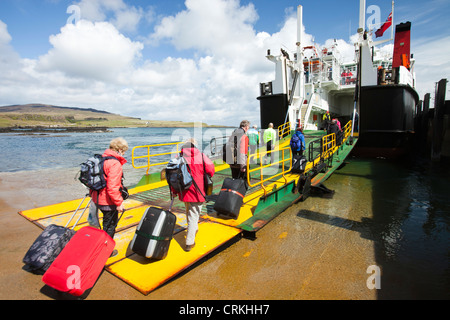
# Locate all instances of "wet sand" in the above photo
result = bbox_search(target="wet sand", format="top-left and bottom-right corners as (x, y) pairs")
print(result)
(0, 167), (378, 300)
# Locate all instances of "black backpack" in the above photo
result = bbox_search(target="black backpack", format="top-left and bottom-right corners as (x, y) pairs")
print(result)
(165, 156), (193, 194)
(78, 154), (129, 200)
(223, 128), (245, 165)
(79, 154), (118, 191)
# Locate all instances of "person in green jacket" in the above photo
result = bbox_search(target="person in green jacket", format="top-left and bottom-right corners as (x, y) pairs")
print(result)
(247, 125), (259, 164)
(263, 123), (276, 163)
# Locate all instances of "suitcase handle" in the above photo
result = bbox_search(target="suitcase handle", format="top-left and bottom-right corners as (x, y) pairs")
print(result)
(65, 194), (91, 229)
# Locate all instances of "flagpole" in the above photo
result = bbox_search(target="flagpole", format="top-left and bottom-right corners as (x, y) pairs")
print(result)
(391, 1), (395, 41)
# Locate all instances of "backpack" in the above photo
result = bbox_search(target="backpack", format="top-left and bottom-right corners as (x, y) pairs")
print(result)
(78, 154), (118, 191)
(165, 156), (193, 194)
(223, 128), (245, 165)
(290, 134), (302, 151)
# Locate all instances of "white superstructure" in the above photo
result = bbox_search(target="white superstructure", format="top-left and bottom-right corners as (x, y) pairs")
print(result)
(258, 2), (416, 131)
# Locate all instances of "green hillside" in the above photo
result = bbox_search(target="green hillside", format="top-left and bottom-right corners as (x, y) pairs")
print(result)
(0, 104), (215, 128)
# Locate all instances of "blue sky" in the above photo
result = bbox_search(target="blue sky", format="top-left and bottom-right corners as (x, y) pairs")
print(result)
(0, 0), (449, 126)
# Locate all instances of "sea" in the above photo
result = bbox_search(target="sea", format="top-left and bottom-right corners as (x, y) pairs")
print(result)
(1, 127), (449, 299)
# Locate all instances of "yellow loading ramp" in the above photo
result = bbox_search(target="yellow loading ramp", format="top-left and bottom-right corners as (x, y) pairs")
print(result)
(19, 121), (356, 295)
(19, 165), (296, 295)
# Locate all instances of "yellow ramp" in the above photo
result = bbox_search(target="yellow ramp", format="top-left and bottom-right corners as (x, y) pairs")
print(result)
(106, 221), (241, 295)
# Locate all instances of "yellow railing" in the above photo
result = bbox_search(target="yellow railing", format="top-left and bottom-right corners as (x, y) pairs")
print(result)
(130, 121), (354, 190)
(320, 120), (353, 161)
(245, 120), (354, 195)
(322, 133), (336, 159)
(131, 141), (183, 174)
(343, 120), (353, 140)
(278, 122), (291, 139)
(247, 147), (292, 196)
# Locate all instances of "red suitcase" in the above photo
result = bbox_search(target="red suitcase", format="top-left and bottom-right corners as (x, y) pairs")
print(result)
(42, 226), (115, 297)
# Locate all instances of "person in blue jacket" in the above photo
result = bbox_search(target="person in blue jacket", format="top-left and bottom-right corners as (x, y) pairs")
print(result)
(290, 126), (306, 156)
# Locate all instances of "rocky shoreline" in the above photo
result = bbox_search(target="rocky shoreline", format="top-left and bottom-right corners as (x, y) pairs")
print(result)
(0, 126), (111, 133)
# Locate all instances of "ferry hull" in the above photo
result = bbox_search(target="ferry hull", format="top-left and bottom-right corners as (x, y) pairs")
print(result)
(257, 93), (289, 130)
(356, 84), (418, 158)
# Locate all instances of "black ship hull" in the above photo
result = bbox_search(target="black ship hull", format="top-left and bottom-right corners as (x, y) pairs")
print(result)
(257, 93), (289, 130)
(355, 84), (419, 158)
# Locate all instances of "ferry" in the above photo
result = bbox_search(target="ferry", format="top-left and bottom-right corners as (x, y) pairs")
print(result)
(258, 0), (418, 158)
(19, 1), (417, 296)
(356, 19), (419, 158)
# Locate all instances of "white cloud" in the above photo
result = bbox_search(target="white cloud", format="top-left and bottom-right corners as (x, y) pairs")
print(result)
(0, 20), (12, 44)
(151, 0), (258, 55)
(37, 20), (143, 81)
(412, 36), (450, 100)
(74, 0), (143, 32)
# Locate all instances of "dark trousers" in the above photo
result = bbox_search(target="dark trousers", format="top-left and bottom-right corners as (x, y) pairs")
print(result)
(230, 165), (245, 179)
(230, 165), (248, 189)
(266, 140), (274, 163)
(98, 206), (118, 239)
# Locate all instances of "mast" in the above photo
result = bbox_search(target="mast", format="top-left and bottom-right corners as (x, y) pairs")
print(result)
(358, 0), (366, 38)
(295, 5), (305, 127)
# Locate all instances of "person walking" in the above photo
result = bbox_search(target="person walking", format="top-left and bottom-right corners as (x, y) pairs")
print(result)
(176, 138), (215, 251)
(228, 120), (250, 180)
(290, 126), (306, 156)
(322, 111), (331, 131)
(263, 123), (276, 163)
(247, 124), (259, 164)
(90, 137), (128, 257)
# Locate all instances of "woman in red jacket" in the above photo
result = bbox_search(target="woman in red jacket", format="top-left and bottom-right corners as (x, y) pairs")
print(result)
(175, 138), (215, 251)
(90, 137), (128, 250)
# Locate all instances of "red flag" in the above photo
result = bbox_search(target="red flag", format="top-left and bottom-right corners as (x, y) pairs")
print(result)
(375, 12), (392, 38)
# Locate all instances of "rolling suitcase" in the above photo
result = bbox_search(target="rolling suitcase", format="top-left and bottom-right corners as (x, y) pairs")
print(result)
(42, 226), (115, 297)
(213, 178), (247, 219)
(23, 194), (91, 274)
(130, 200), (177, 260)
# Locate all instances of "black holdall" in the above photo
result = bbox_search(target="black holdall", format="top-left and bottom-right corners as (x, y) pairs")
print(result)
(202, 154), (213, 196)
(120, 184), (129, 200)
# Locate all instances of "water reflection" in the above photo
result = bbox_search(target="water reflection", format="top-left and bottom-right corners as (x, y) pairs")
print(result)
(297, 156), (450, 299)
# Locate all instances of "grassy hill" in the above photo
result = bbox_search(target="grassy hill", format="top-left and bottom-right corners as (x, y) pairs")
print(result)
(0, 104), (216, 128)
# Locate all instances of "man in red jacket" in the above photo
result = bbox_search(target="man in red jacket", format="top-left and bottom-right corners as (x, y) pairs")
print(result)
(90, 137), (128, 256)
(176, 138), (215, 251)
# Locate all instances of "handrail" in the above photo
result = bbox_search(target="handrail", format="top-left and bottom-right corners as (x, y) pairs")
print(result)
(247, 146), (292, 197)
(278, 122), (291, 139)
(342, 120), (353, 141)
(131, 121), (354, 190)
(131, 141), (183, 174)
(322, 133), (336, 159)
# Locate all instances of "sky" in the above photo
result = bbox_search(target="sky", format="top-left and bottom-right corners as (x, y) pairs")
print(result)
(0, 0), (449, 126)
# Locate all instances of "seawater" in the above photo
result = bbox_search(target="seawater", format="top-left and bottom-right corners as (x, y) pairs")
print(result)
(0, 127), (232, 173)
(320, 156), (450, 299)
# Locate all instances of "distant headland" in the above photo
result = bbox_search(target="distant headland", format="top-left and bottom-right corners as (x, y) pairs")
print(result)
(0, 104), (227, 131)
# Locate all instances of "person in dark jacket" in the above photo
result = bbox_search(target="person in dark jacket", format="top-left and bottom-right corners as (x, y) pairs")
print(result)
(327, 119), (339, 135)
(327, 119), (341, 147)
(174, 138), (215, 251)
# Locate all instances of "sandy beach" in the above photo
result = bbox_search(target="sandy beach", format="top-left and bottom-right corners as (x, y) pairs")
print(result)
(0, 165), (381, 300)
